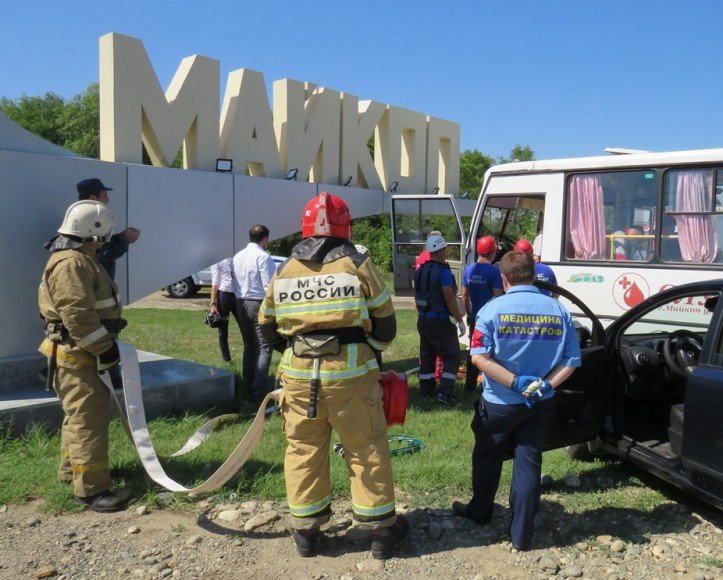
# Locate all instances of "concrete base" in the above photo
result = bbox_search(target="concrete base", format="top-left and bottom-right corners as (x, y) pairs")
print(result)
(0, 352), (235, 436)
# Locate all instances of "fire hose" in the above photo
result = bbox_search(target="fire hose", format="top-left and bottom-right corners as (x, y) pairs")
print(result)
(99, 344), (421, 494)
(98, 342), (280, 494)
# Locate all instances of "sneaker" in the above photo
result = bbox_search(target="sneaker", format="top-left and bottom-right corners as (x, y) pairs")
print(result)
(370, 515), (409, 560)
(73, 490), (128, 513)
(452, 500), (490, 526)
(437, 392), (459, 406)
(292, 529), (319, 557)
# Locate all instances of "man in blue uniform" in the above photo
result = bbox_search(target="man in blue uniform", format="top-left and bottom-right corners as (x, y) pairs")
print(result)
(515, 239), (558, 298)
(414, 234), (466, 405)
(461, 236), (503, 391)
(452, 250), (581, 550)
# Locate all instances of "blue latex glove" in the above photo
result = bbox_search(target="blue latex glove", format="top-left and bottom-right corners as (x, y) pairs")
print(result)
(524, 380), (554, 408)
(511, 375), (540, 394)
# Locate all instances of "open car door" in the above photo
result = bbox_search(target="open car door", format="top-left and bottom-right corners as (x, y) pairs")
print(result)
(536, 280), (609, 450)
(390, 195), (466, 292)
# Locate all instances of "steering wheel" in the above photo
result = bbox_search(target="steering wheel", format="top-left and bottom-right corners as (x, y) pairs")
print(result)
(662, 329), (704, 378)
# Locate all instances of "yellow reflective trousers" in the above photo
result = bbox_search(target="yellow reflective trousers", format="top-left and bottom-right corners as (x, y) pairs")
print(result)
(281, 365), (396, 531)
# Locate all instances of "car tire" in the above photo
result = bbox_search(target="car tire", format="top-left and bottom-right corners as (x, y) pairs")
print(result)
(166, 277), (198, 298)
(565, 438), (605, 461)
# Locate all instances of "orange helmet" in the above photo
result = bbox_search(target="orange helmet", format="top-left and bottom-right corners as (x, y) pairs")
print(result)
(514, 239), (534, 254)
(476, 236), (496, 255)
(301, 191), (351, 239)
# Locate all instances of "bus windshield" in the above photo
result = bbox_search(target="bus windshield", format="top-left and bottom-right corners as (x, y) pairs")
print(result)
(479, 195), (544, 255)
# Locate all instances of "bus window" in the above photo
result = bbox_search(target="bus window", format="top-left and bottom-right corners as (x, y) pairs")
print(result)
(662, 168), (723, 264)
(477, 195), (544, 256)
(565, 170), (657, 262)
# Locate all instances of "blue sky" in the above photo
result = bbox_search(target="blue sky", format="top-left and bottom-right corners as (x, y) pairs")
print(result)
(2, 1), (722, 160)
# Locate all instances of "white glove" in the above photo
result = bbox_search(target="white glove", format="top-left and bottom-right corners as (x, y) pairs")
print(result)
(457, 320), (467, 337)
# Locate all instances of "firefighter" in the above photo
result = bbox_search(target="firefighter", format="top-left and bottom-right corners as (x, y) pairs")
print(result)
(38, 200), (129, 512)
(259, 192), (408, 559)
(414, 233), (466, 405)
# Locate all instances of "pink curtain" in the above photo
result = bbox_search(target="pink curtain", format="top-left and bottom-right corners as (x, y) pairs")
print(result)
(674, 171), (718, 263)
(568, 175), (606, 259)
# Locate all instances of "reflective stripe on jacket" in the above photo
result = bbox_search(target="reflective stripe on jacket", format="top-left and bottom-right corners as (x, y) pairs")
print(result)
(259, 238), (396, 385)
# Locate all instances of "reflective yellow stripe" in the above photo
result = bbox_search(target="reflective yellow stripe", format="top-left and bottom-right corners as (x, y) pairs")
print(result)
(260, 303), (275, 317)
(288, 496), (331, 518)
(77, 327), (109, 348)
(366, 289), (391, 310)
(280, 343), (379, 381)
(72, 460), (108, 474)
(95, 297), (117, 309)
(352, 500), (395, 517)
(275, 298), (368, 316)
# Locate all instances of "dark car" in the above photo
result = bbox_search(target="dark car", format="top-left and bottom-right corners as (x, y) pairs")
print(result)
(537, 279), (723, 511)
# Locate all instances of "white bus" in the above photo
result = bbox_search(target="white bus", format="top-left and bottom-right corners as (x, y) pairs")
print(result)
(391, 148), (723, 329)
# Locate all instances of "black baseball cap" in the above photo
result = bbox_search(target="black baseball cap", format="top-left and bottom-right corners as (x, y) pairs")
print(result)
(77, 178), (113, 199)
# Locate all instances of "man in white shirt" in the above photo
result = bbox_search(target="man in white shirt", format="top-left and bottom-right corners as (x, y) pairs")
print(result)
(209, 258), (238, 363)
(232, 225), (277, 403)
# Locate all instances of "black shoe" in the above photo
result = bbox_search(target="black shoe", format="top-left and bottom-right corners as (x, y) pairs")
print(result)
(452, 501), (490, 526)
(292, 529), (319, 557)
(73, 490), (128, 513)
(437, 392), (459, 406)
(370, 515), (409, 560)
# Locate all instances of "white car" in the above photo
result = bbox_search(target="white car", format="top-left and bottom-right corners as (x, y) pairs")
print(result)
(166, 256), (286, 298)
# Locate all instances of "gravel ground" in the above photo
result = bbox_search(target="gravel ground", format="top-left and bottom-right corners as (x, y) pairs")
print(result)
(1, 494), (721, 579)
(39, 291), (716, 579)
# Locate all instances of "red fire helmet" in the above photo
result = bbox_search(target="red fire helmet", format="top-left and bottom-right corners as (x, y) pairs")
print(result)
(301, 191), (352, 239)
(514, 239), (534, 254)
(476, 236), (496, 255)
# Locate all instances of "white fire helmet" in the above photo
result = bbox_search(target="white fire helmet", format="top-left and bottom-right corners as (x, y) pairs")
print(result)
(426, 234), (447, 253)
(57, 200), (116, 241)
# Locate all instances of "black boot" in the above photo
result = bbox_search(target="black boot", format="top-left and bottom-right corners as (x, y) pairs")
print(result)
(370, 515), (409, 559)
(292, 529), (320, 557)
(73, 490), (128, 513)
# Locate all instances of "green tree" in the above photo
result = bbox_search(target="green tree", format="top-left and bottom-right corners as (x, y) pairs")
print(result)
(498, 144), (534, 164)
(0, 92), (67, 145)
(1, 84), (101, 158)
(459, 149), (495, 199)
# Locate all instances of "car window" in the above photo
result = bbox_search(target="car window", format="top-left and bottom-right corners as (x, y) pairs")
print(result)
(622, 292), (719, 338)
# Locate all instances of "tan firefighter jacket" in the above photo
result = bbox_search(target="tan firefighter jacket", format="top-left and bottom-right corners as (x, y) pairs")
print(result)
(38, 242), (123, 368)
(259, 237), (396, 386)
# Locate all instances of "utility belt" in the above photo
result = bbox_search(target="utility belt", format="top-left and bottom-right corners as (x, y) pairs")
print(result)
(287, 327), (367, 419)
(43, 318), (127, 344)
(287, 327), (367, 357)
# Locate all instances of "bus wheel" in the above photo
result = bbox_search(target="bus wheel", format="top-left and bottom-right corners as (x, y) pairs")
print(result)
(565, 439), (605, 461)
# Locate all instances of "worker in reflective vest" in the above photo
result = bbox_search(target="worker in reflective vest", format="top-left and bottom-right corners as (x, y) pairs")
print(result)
(38, 200), (129, 513)
(259, 192), (408, 560)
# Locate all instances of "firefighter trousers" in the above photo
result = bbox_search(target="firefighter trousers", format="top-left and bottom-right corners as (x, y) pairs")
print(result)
(280, 375), (397, 531)
(55, 365), (113, 497)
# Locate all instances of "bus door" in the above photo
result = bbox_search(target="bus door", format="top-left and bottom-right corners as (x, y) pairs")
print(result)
(390, 195), (466, 293)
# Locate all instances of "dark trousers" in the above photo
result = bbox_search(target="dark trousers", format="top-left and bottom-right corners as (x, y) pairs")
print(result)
(237, 298), (271, 399)
(217, 290), (241, 362)
(417, 316), (460, 396)
(468, 398), (554, 550)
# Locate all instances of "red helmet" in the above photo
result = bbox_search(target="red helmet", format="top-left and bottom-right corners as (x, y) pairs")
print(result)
(301, 191), (352, 239)
(476, 236), (496, 255)
(514, 239), (534, 254)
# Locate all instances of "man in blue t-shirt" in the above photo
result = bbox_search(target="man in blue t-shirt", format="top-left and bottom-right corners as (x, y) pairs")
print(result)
(515, 239), (558, 298)
(461, 236), (503, 391)
(452, 250), (580, 551)
(414, 234), (466, 406)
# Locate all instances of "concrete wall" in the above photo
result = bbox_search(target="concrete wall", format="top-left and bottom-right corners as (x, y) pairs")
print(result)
(0, 111), (397, 360)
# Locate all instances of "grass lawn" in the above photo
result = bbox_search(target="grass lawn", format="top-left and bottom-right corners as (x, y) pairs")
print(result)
(0, 307), (672, 515)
